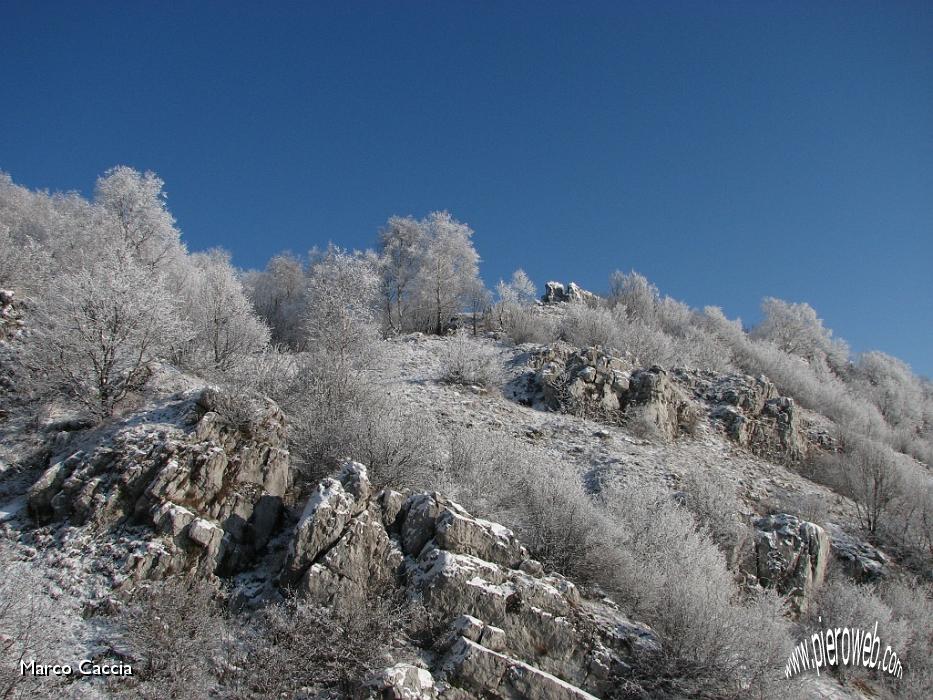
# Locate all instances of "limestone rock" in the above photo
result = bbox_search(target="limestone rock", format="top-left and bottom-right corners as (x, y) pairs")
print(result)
(541, 282), (597, 305)
(824, 523), (888, 583)
(26, 386), (289, 579)
(677, 370), (808, 462)
(358, 663), (437, 700)
(754, 513), (829, 612)
(441, 637), (600, 700)
(283, 471), (659, 697)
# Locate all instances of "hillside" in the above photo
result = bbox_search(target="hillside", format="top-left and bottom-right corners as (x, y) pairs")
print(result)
(1, 169), (931, 699)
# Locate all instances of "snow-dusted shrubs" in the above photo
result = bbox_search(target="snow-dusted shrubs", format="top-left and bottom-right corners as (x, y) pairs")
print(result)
(114, 578), (228, 699)
(604, 480), (791, 697)
(558, 304), (623, 351)
(440, 331), (503, 389)
(233, 591), (410, 697)
(680, 467), (748, 565)
(805, 574), (933, 697)
(0, 544), (64, 700)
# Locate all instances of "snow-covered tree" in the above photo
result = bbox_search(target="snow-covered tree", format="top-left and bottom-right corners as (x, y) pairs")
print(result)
(181, 249), (271, 372)
(494, 269), (537, 336)
(411, 211), (481, 335)
(378, 215), (425, 333)
(304, 245), (381, 370)
(751, 297), (848, 366)
(23, 252), (189, 417)
(608, 270), (660, 324)
(94, 166), (185, 270)
(854, 351), (924, 431)
(243, 252), (308, 349)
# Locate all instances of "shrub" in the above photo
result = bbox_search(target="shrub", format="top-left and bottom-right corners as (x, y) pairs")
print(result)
(232, 591), (408, 697)
(343, 397), (440, 490)
(439, 332), (503, 388)
(603, 480), (792, 697)
(680, 467), (748, 567)
(113, 577), (229, 699)
(0, 544), (63, 700)
(879, 578), (933, 697)
(558, 304), (623, 352)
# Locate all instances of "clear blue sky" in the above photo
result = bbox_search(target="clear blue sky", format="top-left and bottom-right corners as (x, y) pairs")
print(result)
(2, 1), (931, 376)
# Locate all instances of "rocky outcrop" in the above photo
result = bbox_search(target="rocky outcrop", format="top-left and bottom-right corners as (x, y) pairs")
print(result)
(674, 370), (808, 461)
(27, 386), (289, 579)
(754, 514), (829, 613)
(284, 462), (659, 698)
(533, 345), (694, 439)
(0, 289), (24, 340)
(542, 282), (597, 305)
(824, 523), (888, 583)
(530, 346), (812, 454)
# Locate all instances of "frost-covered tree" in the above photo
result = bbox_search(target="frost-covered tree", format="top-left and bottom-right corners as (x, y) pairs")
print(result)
(854, 351), (925, 432)
(378, 215), (424, 333)
(94, 166), (185, 270)
(304, 246), (381, 368)
(411, 211), (481, 334)
(289, 247), (383, 475)
(751, 297), (848, 366)
(181, 249), (270, 372)
(243, 252), (308, 349)
(608, 270), (661, 324)
(494, 269), (537, 338)
(23, 252), (189, 417)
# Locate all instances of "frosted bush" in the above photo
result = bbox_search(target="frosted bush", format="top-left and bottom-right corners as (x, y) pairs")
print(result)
(440, 332), (503, 388)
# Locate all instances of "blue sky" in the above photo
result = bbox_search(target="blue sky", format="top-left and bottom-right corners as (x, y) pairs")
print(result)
(2, 1), (931, 376)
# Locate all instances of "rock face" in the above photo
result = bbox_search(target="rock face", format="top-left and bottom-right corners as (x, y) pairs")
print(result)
(27, 387), (289, 579)
(541, 282), (597, 305)
(0, 289), (24, 340)
(286, 462), (659, 699)
(754, 514), (829, 612)
(824, 523), (888, 583)
(531, 345), (813, 457)
(675, 369), (808, 462)
(533, 345), (694, 440)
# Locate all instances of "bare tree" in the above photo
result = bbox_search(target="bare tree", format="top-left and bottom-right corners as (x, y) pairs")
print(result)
(840, 436), (904, 534)
(464, 277), (492, 336)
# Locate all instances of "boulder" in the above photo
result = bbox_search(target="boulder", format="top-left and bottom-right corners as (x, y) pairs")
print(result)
(358, 663), (437, 700)
(281, 462), (403, 603)
(824, 523), (888, 583)
(754, 514), (829, 612)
